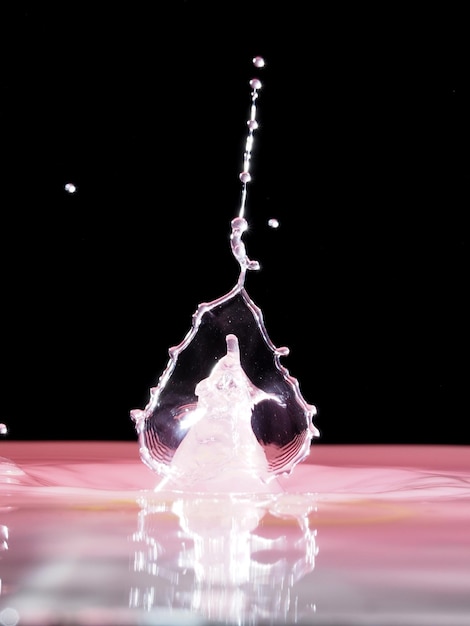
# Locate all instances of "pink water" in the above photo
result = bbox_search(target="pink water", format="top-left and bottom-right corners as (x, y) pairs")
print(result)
(1, 442), (469, 625)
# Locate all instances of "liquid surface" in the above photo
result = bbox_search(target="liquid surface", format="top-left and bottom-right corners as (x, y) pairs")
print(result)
(1, 443), (469, 625)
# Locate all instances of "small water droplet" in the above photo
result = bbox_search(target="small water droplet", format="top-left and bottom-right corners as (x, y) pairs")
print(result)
(253, 56), (265, 68)
(268, 218), (279, 228)
(0, 424), (7, 435)
(64, 182), (77, 194)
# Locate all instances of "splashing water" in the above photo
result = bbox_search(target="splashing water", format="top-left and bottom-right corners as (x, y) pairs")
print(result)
(131, 57), (319, 492)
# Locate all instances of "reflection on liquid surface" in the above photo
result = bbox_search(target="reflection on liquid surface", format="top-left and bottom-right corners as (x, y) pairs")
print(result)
(129, 493), (317, 623)
(1, 442), (470, 625)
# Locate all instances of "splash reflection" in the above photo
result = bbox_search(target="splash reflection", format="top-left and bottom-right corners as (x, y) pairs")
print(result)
(129, 493), (318, 624)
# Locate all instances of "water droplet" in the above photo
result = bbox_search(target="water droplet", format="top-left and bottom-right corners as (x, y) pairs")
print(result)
(0, 424), (7, 435)
(64, 182), (77, 194)
(268, 218), (279, 229)
(253, 56), (265, 68)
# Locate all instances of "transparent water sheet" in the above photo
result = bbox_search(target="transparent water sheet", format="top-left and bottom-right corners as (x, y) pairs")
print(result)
(131, 284), (319, 490)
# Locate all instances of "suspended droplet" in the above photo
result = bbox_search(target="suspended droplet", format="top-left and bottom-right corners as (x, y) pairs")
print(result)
(0, 424), (7, 435)
(268, 218), (279, 228)
(64, 182), (77, 194)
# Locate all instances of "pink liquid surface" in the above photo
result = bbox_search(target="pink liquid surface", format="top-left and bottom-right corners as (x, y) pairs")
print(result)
(1, 442), (469, 625)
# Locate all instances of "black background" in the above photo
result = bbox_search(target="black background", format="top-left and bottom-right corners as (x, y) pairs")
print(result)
(1, 3), (468, 445)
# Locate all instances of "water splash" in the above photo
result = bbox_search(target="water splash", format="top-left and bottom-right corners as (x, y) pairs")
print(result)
(131, 57), (319, 491)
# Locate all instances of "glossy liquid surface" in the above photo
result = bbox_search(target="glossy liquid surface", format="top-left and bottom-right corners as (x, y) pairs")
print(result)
(1, 443), (469, 625)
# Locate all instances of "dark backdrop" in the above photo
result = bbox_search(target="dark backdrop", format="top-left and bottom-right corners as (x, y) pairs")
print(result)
(1, 3), (468, 444)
